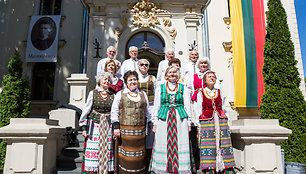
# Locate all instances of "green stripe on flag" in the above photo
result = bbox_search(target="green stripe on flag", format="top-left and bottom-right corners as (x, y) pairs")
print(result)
(241, 0), (258, 107)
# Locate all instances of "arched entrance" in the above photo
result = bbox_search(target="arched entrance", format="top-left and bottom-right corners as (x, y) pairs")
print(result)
(126, 31), (165, 76)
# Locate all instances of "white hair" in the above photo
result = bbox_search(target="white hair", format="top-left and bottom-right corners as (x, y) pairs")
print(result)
(95, 72), (113, 86)
(129, 46), (138, 52)
(196, 57), (210, 69)
(166, 48), (175, 54)
(107, 46), (116, 52)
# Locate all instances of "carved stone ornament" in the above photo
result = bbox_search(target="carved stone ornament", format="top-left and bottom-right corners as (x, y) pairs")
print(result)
(128, 0), (168, 28)
(163, 17), (177, 42)
(115, 27), (121, 43)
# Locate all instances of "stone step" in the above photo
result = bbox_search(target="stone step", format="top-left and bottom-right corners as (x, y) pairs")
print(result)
(57, 155), (82, 169)
(56, 167), (82, 174)
(61, 147), (83, 158)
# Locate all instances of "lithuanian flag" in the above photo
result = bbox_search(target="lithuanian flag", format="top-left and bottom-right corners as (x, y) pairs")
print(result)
(230, 0), (265, 107)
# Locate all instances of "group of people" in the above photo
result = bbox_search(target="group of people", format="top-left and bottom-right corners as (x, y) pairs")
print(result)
(79, 45), (236, 174)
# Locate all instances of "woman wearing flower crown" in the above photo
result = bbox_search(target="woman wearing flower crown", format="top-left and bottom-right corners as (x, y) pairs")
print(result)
(79, 72), (115, 174)
(111, 70), (151, 173)
(195, 71), (235, 174)
(149, 65), (195, 174)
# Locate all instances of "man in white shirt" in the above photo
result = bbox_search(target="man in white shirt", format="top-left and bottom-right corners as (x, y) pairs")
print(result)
(120, 46), (140, 76)
(181, 49), (199, 76)
(156, 49), (175, 85)
(96, 46), (117, 76)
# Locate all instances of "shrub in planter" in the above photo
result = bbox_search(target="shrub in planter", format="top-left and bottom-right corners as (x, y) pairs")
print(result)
(0, 51), (30, 171)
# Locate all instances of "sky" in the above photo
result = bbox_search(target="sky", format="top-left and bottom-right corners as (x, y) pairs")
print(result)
(294, 0), (306, 78)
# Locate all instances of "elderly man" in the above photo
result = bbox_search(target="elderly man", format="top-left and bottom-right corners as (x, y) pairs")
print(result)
(120, 46), (140, 76)
(181, 49), (200, 76)
(96, 46), (117, 76)
(156, 49), (175, 85)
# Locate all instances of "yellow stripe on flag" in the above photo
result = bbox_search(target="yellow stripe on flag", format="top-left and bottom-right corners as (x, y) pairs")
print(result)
(230, 0), (247, 107)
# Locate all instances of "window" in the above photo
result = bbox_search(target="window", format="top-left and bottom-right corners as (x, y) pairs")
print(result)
(126, 31), (165, 76)
(40, 0), (62, 15)
(30, 0), (61, 101)
(126, 31), (164, 57)
(31, 63), (55, 100)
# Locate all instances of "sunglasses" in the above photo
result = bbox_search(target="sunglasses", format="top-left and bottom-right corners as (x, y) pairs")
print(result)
(140, 63), (149, 67)
(109, 51), (116, 53)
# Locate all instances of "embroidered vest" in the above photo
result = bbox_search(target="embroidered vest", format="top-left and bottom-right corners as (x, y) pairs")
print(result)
(119, 91), (147, 126)
(109, 79), (123, 94)
(199, 89), (227, 120)
(191, 73), (206, 101)
(88, 89), (114, 124)
(138, 75), (154, 104)
(158, 83), (188, 120)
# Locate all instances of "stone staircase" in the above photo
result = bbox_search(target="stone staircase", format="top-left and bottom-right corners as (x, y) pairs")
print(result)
(56, 131), (84, 174)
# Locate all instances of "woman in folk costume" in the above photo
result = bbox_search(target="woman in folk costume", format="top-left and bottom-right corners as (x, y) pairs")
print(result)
(111, 70), (151, 174)
(192, 57), (222, 103)
(195, 71), (235, 174)
(149, 66), (195, 174)
(79, 72), (115, 174)
(137, 59), (156, 167)
(104, 59), (123, 94)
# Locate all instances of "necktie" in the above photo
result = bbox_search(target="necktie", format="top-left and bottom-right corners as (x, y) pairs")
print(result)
(133, 59), (136, 71)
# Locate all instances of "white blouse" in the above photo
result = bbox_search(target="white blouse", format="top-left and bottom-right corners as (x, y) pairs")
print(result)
(194, 87), (228, 126)
(79, 87), (110, 122)
(110, 88), (151, 124)
(152, 82), (192, 126)
(156, 59), (169, 86)
(112, 76), (119, 85)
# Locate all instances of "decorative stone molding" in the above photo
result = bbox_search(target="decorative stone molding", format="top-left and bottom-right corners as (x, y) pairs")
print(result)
(223, 17), (231, 29)
(162, 17), (177, 42)
(92, 16), (104, 26)
(120, 17), (128, 28)
(115, 27), (121, 43)
(128, 0), (168, 28)
(222, 41), (232, 53)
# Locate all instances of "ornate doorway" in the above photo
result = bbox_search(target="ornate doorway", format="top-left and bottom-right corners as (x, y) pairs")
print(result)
(126, 31), (165, 76)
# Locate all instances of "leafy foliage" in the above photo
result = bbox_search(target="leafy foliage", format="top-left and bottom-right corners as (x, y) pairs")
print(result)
(0, 51), (31, 171)
(260, 0), (306, 163)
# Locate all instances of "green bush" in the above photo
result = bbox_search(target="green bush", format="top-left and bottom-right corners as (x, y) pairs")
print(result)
(0, 51), (31, 171)
(260, 0), (306, 164)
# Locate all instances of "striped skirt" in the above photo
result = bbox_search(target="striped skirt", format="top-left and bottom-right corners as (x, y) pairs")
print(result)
(118, 125), (146, 174)
(199, 116), (235, 172)
(149, 109), (193, 174)
(81, 122), (114, 174)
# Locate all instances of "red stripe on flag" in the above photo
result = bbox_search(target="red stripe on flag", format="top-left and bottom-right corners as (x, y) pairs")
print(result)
(252, 0), (266, 106)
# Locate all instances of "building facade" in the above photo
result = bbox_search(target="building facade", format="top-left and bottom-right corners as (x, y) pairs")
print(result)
(0, 0), (304, 117)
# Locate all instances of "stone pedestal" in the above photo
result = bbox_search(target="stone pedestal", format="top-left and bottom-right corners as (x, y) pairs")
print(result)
(231, 119), (292, 174)
(0, 118), (66, 174)
(49, 108), (79, 130)
(66, 73), (89, 110)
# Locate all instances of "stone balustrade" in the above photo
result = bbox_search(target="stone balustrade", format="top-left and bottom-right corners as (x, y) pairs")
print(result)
(231, 119), (292, 174)
(0, 118), (66, 174)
